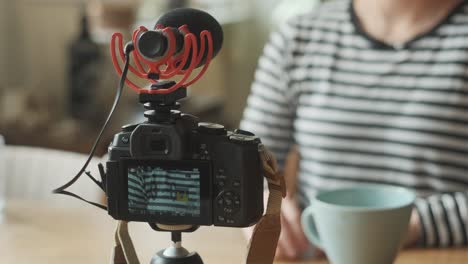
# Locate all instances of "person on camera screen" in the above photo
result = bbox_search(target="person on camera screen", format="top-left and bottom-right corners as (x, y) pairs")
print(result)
(241, 0), (468, 260)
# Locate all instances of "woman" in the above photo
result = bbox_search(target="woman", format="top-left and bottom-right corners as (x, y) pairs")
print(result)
(241, 0), (468, 260)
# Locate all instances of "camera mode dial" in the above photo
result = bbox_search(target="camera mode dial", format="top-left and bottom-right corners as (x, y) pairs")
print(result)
(229, 134), (258, 144)
(233, 129), (255, 136)
(198, 122), (227, 136)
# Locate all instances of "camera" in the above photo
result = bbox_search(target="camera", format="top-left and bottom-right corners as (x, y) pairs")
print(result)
(53, 8), (283, 264)
(104, 84), (264, 227)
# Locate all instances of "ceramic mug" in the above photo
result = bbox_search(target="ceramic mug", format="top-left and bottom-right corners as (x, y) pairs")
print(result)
(301, 185), (415, 264)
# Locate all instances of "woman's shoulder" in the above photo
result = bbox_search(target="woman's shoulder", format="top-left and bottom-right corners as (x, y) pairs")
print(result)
(438, 2), (468, 37)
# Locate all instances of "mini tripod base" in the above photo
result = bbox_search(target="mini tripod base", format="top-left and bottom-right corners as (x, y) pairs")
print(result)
(150, 250), (203, 264)
(150, 231), (203, 264)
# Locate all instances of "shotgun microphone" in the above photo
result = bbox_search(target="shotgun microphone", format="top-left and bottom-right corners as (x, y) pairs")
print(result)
(110, 7), (224, 93)
(136, 8), (224, 68)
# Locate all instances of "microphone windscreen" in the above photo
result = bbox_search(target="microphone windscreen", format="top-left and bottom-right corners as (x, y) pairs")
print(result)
(156, 8), (224, 66)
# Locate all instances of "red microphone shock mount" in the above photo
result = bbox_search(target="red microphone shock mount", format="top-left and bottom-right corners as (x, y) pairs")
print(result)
(110, 24), (214, 95)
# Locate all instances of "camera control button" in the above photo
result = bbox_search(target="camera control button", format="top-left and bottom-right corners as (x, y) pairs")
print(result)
(226, 219), (235, 224)
(229, 135), (256, 144)
(224, 198), (233, 206)
(234, 129), (255, 136)
(216, 174), (227, 180)
(121, 136), (130, 144)
(198, 122), (227, 135)
(217, 180), (226, 187)
(217, 198), (224, 207)
(180, 113), (199, 124)
(233, 195), (240, 202)
(122, 124), (138, 132)
(217, 215), (225, 222)
(232, 180), (241, 187)
(225, 191), (233, 197)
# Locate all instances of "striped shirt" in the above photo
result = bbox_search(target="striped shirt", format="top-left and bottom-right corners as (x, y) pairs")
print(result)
(240, 0), (468, 247)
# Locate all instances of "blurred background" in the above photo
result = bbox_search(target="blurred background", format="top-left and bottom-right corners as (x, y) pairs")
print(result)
(0, 3), (323, 262)
(0, 0), (320, 155)
(0, 0), (321, 206)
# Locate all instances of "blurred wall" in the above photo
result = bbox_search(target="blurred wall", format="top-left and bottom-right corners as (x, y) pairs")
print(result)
(7, 1), (82, 115)
(0, 0), (8, 86)
(2, 1), (25, 88)
(220, 0), (282, 126)
(219, 20), (266, 127)
(1, 0), (279, 127)
(204, 0), (279, 126)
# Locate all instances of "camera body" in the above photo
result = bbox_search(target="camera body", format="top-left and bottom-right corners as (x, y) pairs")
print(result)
(105, 91), (264, 227)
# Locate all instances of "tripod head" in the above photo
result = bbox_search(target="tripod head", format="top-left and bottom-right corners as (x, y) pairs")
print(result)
(148, 229), (203, 264)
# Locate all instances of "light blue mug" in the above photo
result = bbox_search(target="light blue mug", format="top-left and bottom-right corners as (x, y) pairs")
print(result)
(301, 185), (415, 264)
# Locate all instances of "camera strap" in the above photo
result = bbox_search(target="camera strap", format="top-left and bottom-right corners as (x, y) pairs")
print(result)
(245, 145), (286, 264)
(111, 145), (286, 264)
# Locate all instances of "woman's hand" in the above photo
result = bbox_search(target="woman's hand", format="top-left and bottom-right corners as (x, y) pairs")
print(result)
(403, 209), (422, 248)
(275, 196), (313, 259)
(241, 146), (326, 260)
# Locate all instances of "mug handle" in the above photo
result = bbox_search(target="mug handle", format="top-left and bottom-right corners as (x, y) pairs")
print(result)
(301, 204), (323, 248)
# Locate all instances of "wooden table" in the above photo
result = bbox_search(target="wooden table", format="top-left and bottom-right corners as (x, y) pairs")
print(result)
(0, 201), (467, 264)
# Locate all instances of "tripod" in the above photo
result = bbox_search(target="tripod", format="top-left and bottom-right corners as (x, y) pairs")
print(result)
(150, 231), (203, 264)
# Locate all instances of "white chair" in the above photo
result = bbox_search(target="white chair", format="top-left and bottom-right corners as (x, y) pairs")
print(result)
(2, 145), (105, 207)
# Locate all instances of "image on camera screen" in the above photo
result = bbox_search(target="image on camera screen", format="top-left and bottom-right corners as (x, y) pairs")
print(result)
(127, 165), (201, 217)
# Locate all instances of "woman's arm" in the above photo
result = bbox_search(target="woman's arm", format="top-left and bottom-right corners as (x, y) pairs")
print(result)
(239, 22), (298, 169)
(412, 192), (468, 247)
(240, 20), (315, 259)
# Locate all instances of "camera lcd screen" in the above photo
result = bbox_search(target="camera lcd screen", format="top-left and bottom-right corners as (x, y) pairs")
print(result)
(120, 159), (211, 224)
(128, 166), (201, 217)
